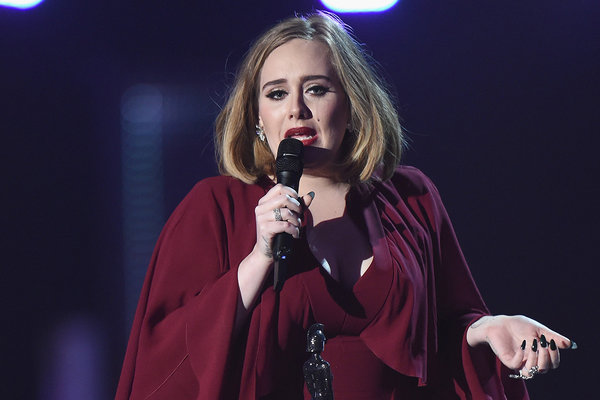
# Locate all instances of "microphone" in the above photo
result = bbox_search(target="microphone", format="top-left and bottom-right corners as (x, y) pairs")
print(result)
(273, 138), (304, 292)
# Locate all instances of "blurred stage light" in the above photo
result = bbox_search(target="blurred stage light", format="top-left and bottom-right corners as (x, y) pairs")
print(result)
(0, 0), (44, 9)
(121, 84), (165, 329)
(320, 0), (399, 13)
(39, 317), (107, 400)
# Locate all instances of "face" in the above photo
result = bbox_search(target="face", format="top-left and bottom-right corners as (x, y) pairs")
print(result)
(258, 39), (350, 171)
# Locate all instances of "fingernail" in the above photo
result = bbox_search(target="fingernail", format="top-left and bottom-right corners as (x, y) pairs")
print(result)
(308, 191), (315, 199)
(568, 340), (578, 350)
(520, 340), (526, 350)
(550, 339), (557, 350)
(540, 335), (548, 348)
(532, 339), (538, 352)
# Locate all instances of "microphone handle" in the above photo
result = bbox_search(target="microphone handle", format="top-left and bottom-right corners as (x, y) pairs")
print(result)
(277, 170), (300, 191)
(273, 233), (292, 292)
(273, 170), (301, 291)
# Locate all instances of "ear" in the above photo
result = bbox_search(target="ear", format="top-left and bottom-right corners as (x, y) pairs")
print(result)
(258, 115), (263, 128)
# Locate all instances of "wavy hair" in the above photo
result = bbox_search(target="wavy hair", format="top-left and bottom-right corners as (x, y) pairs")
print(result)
(215, 12), (404, 184)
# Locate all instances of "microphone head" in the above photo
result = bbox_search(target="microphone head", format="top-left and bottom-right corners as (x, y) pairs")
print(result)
(276, 138), (304, 175)
(276, 137), (304, 159)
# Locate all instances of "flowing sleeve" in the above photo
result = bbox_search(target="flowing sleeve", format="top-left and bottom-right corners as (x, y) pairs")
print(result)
(392, 167), (528, 399)
(115, 177), (262, 400)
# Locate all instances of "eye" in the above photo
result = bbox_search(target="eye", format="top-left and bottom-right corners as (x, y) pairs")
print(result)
(307, 85), (330, 96)
(266, 89), (287, 100)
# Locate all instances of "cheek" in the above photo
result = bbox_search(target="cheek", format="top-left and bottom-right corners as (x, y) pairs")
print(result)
(259, 101), (282, 128)
(333, 104), (350, 147)
(325, 101), (349, 134)
(267, 141), (278, 157)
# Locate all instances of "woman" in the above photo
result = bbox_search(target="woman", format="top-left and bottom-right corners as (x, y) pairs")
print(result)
(116, 12), (574, 399)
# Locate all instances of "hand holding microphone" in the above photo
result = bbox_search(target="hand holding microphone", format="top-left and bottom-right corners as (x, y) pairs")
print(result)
(250, 138), (312, 292)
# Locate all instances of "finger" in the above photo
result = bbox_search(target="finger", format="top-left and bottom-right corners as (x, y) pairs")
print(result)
(257, 217), (301, 239)
(273, 183), (299, 198)
(548, 333), (575, 350)
(301, 191), (315, 210)
(257, 185), (283, 205)
(259, 184), (299, 205)
(280, 208), (302, 227)
(284, 194), (302, 213)
(273, 221), (301, 238)
(534, 323), (575, 350)
(256, 208), (301, 230)
(258, 194), (301, 213)
(523, 338), (539, 378)
(560, 339), (578, 350)
(256, 199), (302, 224)
(261, 193), (303, 214)
(548, 338), (561, 369)
(537, 335), (551, 373)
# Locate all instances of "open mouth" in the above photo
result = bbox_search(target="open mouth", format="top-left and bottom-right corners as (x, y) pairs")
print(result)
(284, 127), (318, 146)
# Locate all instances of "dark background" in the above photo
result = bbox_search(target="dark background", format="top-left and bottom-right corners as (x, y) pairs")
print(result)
(1, 0), (598, 398)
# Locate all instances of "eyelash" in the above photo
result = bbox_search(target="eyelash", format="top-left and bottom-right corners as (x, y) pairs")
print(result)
(265, 85), (330, 100)
(307, 85), (329, 96)
(266, 89), (286, 100)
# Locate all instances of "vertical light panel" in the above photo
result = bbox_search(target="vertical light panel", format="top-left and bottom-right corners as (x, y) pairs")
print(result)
(121, 84), (165, 329)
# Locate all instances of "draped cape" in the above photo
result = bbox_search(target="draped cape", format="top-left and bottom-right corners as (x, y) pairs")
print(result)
(116, 166), (527, 399)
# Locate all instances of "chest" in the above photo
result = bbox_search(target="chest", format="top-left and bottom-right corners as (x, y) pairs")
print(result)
(305, 215), (373, 290)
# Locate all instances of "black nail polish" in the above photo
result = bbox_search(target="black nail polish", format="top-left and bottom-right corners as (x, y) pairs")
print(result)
(520, 340), (526, 350)
(550, 339), (557, 350)
(540, 335), (548, 348)
(532, 338), (538, 352)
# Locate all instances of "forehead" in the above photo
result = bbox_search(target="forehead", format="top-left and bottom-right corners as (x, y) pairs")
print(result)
(259, 39), (336, 84)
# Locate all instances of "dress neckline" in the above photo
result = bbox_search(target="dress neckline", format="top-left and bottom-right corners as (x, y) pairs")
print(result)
(300, 184), (394, 335)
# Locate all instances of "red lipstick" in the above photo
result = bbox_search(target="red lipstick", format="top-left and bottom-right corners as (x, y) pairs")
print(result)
(284, 127), (318, 146)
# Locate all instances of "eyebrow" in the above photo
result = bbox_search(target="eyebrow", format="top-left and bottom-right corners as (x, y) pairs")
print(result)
(261, 75), (332, 91)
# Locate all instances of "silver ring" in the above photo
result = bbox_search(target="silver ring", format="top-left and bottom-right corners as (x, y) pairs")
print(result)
(273, 208), (283, 221)
(529, 365), (539, 376)
(509, 365), (539, 380)
(508, 371), (533, 380)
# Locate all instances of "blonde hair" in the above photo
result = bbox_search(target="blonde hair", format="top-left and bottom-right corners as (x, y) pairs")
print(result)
(215, 11), (404, 184)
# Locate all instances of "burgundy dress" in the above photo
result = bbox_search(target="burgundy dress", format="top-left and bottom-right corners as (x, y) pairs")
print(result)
(116, 166), (528, 399)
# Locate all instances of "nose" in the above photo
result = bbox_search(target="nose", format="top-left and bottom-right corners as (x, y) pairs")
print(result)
(288, 92), (312, 120)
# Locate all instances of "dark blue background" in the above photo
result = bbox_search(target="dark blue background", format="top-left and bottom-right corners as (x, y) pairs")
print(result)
(2, 0), (597, 398)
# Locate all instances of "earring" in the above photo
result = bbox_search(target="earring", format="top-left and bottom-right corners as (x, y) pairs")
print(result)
(255, 124), (266, 142)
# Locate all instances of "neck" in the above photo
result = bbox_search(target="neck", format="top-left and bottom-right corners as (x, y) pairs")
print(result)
(299, 175), (347, 196)
(298, 173), (350, 227)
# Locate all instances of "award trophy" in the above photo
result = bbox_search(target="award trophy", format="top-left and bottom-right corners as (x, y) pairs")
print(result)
(303, 323), (334, 400)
